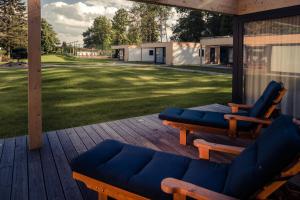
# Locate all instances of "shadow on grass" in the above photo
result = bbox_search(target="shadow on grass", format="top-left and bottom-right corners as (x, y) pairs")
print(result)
(0, 64), (232, 137)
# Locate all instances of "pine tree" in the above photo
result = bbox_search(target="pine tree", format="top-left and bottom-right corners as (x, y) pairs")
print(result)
(41, 18), (60, 54)
(0, 0), (27, 56)
(112, 9), (130, 45)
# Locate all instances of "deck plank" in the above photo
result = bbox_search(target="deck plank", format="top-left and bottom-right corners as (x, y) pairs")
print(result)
(56, 130), (90, 200)
(40, 134), (65, 200)
(11, 136), (28, 200)
(65, 128), (97, 200)
(81, 125), (103, 144)
(2, 104), (287, 200)
(28, 146), (47, 200)
(114, 120), (160, 150)
(74, 127), (96, 150)
(47, 132), (83, 200)
(0, 138), (15, 200)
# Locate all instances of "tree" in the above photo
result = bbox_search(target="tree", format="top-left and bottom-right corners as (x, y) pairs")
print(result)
(171, 9), (206, 42)
(83, 16), (113, 50)
(156, 6), (172, 42)
(0, 0), (27, 56)
(127, 6), (142, 44)
(112, 9), (130, 45)
(41, 18), (60, 54)
(205, 13), (233, 36)
(171, 9), (233, 42)
(128, 3), (171, 43)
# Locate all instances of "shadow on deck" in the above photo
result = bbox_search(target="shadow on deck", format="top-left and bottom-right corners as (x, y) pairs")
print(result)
(0, 104), (269, 200)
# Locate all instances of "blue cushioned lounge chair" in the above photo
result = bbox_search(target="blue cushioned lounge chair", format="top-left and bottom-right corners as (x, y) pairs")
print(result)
(159, 81), (286, 145)
(71, 115), (300, 200)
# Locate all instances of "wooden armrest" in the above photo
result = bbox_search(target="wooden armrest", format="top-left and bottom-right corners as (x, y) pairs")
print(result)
(161, 178), (237, 200)
(224, 114), (272, 125)
(228, 103), (252, 113)
(228, 103), (253, 109)
(194, 139), (245, 159)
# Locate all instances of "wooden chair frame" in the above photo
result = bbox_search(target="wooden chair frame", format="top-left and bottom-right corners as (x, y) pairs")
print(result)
(72, 137), (300, 200)
(163, 88), (287, 145)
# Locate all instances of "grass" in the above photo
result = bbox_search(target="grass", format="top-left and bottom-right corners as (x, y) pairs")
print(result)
(0, 57), (232, 138)
(0, 54), (111, 65)
(166, 65), (232, 74)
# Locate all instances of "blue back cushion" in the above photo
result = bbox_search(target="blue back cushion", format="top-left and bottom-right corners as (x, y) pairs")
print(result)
(249, 81), (283, 118)
(223, 115), (300, 199)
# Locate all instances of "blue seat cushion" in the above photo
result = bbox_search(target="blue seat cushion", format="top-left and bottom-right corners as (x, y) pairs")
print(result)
(249, 80), (283, 118)
(223, 115), (300, 199)
(71, 140), (229, 200)
(159, 108), (252, 131)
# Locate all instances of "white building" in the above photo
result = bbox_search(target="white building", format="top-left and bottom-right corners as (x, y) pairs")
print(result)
(112, 38), (233, 66)
(112, 42), (202, 65)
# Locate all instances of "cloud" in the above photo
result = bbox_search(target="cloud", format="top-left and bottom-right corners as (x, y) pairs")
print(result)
(42, 0), (132, 45)
(42, 0), (178, 45)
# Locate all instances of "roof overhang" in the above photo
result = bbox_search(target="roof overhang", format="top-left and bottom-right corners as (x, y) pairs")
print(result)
(130, 0), (300, 15)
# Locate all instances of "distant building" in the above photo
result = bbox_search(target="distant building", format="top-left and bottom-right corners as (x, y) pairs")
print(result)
(112, 42), (202, 65)
(112, 37), (233, 66)
(76, 48), (101, 57)
(200, 36), (233, 65)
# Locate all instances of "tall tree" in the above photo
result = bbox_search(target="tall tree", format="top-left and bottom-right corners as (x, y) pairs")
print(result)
(156, 6), (172, 42)
(128, 3), (171, 43)
(171, 9), (233, 42)
(0, 0), (27, 56)
(83, 16), (113, 50)
(171, 9), (206, 42)
(127, 6), (142, 44)
(41, 18), (60, 54)
(112, 9), (130, 45)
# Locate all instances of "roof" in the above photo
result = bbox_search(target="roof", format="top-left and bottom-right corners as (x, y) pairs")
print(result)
(200, 36), (233, 46)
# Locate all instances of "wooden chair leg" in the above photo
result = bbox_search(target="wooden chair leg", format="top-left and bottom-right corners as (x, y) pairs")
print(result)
(98, 192), (108, 200)
(174, 193), (186, 200)
(198, 147), (210, 160)
(228, 119), (237, 138)
(180, 129), (189, 145)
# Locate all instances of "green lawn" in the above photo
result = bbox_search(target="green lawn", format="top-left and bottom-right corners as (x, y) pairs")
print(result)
(165, 65), (232, 74)
(0, 56), (232, 137)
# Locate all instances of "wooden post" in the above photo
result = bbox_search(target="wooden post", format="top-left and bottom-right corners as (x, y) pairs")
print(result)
(28, 0), (42, 149)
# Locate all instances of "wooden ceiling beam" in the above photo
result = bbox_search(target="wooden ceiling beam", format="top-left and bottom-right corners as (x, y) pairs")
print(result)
(130, 0), (238, 15)
(130, 0), (300, 15)
(238, 0), (300, 15)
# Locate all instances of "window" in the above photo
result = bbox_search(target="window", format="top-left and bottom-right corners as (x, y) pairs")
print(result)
(149, 50), (154, 56)
(243, 15), (300, 117)
(199, 49), (205, 57)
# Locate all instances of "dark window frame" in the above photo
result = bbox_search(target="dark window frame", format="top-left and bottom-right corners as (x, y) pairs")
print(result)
(149, 50), (154, 56)
(232, 5), (300, 103)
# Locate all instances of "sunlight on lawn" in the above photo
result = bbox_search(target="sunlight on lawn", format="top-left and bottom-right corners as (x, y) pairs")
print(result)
(0, 63), (232, 137)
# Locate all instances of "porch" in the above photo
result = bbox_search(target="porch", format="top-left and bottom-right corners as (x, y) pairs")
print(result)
(1, 104), (254, 200)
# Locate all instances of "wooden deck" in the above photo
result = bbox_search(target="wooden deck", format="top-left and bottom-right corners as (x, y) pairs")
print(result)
(0, 104), (296, 200)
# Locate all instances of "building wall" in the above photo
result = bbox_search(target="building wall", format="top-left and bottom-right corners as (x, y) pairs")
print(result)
(142, 42), (173, 65)
(128, 48), (141, 61)
(141, 48), (155, 62)
(172, 42), (201, 65)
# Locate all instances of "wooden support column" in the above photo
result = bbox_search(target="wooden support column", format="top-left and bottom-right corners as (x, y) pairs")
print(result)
(28, 0), (42, 149)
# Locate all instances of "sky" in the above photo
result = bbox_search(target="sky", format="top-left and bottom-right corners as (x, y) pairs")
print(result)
(41, 0), (178, 46)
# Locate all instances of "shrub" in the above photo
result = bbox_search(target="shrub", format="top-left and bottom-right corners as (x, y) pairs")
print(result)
(11, 47), (28, 62)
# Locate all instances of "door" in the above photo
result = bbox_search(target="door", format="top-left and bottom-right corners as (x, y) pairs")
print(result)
(119, 49), (124, 60)
(210, 48), (215, 63)
(155, 47), (165, 64)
